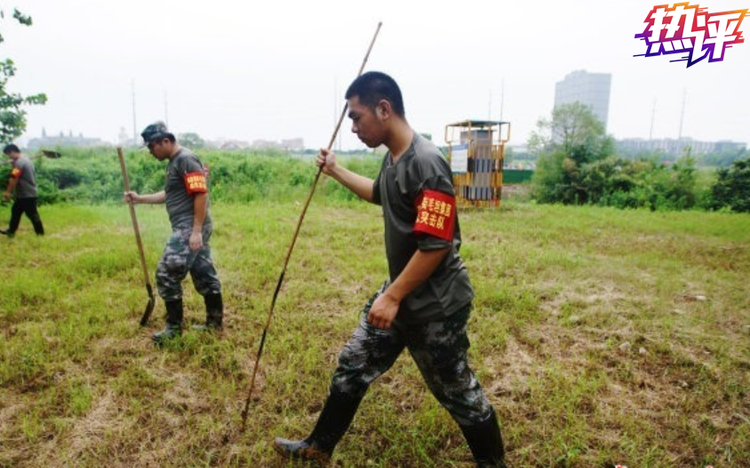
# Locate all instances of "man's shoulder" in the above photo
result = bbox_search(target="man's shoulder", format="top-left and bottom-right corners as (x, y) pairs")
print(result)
(17, 157), (34, 169)
(175, 147), (200, 160)
(173, 147), (204, 169)
(410, 136), (449, 171)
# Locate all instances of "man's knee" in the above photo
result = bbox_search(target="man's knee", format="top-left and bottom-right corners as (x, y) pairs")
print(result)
(156, 269), (183, 301)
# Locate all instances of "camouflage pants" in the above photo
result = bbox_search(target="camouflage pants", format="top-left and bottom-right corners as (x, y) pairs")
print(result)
(330, 290), (493, 426)
(155, 224), (221, 302)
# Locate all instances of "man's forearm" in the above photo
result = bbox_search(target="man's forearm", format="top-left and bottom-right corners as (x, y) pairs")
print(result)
(384, 247), (450, 302)
(327, 165), (375, 203)
(139, 191), (166, 204)
(192, 193), (207, 232)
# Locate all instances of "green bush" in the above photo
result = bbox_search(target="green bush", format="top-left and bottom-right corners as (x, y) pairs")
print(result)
(533, 153), (701, 211)
(706, 157), (750, 212)
(1, 147), (382, 205)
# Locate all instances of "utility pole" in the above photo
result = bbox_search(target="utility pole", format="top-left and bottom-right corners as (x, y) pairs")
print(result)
(488, 90), (492, 121)
(649, 99), (656, 140)
(499, 78), (505, 121)
(131, 79), (137, 147)
(678, 89), (687, 156)
(678, 89), (686, 141)
(164, 90), (169, 127)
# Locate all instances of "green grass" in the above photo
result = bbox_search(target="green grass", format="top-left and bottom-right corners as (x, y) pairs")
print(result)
(0, 200), (748, 467)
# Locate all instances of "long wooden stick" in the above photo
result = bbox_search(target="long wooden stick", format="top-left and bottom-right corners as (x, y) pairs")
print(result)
(240, 21), (383, 432)
(117, 147), (156, 326)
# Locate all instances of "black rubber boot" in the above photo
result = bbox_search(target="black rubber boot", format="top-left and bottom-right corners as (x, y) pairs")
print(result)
(460, 410), (508, 468)
(193, 293), (223, 332)
(273, 389), (363, 466)
(152, 299), (183, 345)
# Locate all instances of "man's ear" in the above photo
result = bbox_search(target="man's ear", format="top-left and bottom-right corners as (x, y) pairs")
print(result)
(376, 99), (392, 119)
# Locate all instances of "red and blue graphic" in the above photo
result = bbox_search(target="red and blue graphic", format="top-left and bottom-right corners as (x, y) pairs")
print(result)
(635, 2), (748, 67)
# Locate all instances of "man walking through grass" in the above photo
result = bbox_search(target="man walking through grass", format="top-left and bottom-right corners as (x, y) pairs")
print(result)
(123, 122), (223, 345)
(273, 72), (507, 467)
(1, 144), (45, 238)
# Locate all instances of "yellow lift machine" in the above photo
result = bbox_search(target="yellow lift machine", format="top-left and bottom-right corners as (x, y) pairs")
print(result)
(444, 120), (511, 207)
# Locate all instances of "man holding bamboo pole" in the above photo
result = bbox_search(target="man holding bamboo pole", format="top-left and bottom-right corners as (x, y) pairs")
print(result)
(123, 122), (223, 344)
(273, 72), (507, 467)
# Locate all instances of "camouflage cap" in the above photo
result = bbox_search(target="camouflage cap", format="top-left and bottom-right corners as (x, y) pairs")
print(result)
(140, 122), (169, 145)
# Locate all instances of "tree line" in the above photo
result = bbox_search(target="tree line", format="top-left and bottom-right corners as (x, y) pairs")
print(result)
(1, 141), (746, 213)
(0, 148), (382, 206)
(528, 103), (749, 213)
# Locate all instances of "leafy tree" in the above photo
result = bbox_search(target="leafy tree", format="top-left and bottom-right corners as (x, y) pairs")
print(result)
(529, 102), (701, 210)
(529, 102), (614, 164)
(178, 132), (206, 149)
(701, 147), (748, 167)
(0, 8), (47, 144)
(530, 149), (569, 203)
(529, 103), (614, 204)
(707, 157), (750, 212)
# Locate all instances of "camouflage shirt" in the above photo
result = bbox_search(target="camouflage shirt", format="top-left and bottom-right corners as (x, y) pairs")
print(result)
(10, 156), (38, 199)
(164, 147), (212, 229)
(372, 133), (474, 325)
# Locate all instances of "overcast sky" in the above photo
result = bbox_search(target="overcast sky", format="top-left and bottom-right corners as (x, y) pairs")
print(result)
(4, 0), (749, 150)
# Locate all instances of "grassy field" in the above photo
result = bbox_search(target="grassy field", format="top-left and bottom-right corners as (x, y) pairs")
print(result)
(0, 198), (748, 467)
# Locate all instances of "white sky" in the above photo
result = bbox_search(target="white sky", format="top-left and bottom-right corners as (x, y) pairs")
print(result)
(4, 0), (749, 150)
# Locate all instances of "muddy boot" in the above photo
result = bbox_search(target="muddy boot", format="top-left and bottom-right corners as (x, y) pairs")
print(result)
(152, 299), (183, 345)
(273, 389), (362, 466)
(193, 293), (223, 332)
(460, 410), (508, 468)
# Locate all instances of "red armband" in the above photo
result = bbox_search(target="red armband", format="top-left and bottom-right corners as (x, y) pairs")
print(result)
(184, 171), (207, 194)
(413, 189), (456, 241)
(10, 167), (22, 179)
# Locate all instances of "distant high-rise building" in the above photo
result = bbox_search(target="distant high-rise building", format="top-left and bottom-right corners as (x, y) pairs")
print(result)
(554, 70), (612, 130)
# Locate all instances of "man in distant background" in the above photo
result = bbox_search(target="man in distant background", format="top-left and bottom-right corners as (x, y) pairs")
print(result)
(1, 144), (45, 237)
(123, 122), (224, 344)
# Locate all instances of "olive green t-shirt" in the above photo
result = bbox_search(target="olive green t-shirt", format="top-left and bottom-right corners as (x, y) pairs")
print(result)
(164, 148), (211, 230)
(372, 133), (474, 325)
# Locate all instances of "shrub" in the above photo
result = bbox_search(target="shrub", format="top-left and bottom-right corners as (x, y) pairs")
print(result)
(706, 157), (750, 212)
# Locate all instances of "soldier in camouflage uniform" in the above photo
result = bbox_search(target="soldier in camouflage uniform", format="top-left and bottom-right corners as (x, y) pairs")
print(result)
(273, 72), (507, 468)
(1, 144), (45, 237)
(124, 122), (223, 345)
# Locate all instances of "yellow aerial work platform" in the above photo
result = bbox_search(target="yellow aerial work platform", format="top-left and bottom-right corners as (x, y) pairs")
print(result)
(445, 120), (510, 207)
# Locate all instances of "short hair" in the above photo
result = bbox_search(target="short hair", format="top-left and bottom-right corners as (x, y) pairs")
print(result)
(345, 71), (405, 117)
(3, 144), (20, 155)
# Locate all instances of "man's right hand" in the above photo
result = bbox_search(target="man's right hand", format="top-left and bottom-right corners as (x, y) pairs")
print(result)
(316, 148), (338, 175)
(123, 191), (139, 204)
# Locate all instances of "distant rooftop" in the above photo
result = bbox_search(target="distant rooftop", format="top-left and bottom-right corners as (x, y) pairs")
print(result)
(446, 119), (510, 128)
